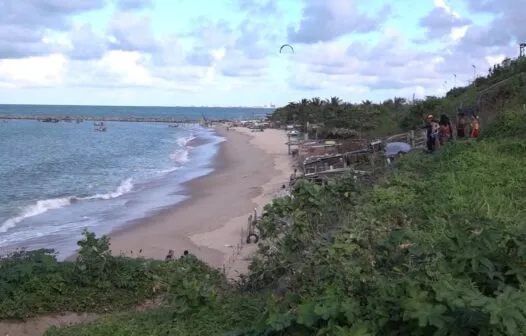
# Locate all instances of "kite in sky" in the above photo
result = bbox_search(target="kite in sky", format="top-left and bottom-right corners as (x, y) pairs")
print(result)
(279, 44), (294, 53)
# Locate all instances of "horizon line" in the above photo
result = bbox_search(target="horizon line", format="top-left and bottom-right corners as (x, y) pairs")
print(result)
(0, 103), (277, 109)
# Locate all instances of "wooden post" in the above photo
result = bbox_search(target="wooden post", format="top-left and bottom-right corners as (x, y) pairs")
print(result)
(287, 134), (291, 155)
(410, 130), (415, 147)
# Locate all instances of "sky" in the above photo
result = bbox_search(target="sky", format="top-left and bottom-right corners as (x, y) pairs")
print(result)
(0, 0), (523, 107)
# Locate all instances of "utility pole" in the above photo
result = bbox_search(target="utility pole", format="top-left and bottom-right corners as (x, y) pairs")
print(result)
(453, 73), (457, 88)
(472, 65), (477, 81)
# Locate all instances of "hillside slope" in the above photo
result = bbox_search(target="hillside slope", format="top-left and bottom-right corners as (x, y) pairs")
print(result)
(43, 109), (526, 335)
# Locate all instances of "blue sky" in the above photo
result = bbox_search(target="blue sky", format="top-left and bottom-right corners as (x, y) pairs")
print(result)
(0, 0), (519, 106)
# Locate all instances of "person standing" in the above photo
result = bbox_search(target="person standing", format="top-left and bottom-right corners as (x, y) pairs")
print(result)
(165, 249), (174, 260)
(438, 114), (453, 146)
(456, 112), (468, 140)
(470, 115), (480, 138)
(423, 114), (439, 152)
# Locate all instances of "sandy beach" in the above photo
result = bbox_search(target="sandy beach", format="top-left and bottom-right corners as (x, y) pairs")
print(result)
(108, 125), (292, 278)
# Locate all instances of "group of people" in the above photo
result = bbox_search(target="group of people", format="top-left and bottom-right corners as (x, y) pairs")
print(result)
(424, 112), (480, 152)
(165, 249), (196, 261)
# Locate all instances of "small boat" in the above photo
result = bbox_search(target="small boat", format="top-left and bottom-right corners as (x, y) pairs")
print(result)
(168, 124), (179, 128)
(94, 121), (106, 132)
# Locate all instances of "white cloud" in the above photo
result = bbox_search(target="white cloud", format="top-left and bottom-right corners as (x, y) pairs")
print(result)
(202, 46), (227, 84)
(96, 50), (153, 86)
(435, 0), (469, 41)
(434, 0), (460, 18)
(451, 26), (469, 41)
(0, 54), (67, 88)
(414, 85), (426, 98)
(485, 54), (506, 67)
(211, 47), (226, 62)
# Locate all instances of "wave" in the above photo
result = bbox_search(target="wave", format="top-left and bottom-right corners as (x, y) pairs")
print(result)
(158, 167), (179, 174)
(177, 135), (196, 147)
(169, 135), (196, 165)
(0, 132), (203, 235)
(0, 178), (134, 233)
(170, 149), (189, 164)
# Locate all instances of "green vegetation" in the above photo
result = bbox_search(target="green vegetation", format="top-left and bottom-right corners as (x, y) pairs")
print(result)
(44, 257), (264, 336)
(238, 112), (526, 335)
(0, 229), (224, 320)
(3, 56), (526, 335)
(270, 96), (408, 138)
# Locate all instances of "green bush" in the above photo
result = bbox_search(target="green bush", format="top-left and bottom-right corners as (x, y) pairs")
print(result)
(45, 260), (265, 336)
(480, 109), (526, 139)
(235, 131), (526, 335)
(0, 230), (188, 319)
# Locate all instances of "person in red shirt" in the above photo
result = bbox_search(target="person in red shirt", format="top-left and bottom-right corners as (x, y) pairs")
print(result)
(438, 114), (453, 146)
(470, 115), (480, 138)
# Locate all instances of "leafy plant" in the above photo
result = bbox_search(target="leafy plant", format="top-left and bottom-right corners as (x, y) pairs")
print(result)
(235, 111), (526, 335)
(0, 230), (190, 319)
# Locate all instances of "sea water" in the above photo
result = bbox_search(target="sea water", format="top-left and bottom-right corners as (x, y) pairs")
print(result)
(0, 104), (270, 258)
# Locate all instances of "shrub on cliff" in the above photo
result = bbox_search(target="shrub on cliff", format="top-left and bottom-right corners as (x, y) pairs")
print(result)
(44, 258), (263, 336)
(479, 108), (526, 140)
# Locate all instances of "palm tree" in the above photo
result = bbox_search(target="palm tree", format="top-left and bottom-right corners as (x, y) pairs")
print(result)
(309, 97), (324, 123)
(329, 96), (342, 106)
(394, 97), (406, 107)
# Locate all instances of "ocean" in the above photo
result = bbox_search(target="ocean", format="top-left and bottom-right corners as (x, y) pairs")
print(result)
(0, 104), (270, 258)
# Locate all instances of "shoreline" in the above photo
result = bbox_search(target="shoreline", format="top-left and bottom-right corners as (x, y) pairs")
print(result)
(61, 129), (224, 262)
(0, 125), (219, 257)
(107, 125), (292, 277)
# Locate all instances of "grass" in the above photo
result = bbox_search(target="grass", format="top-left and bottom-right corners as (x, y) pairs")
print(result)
(45, 293), (266, 336)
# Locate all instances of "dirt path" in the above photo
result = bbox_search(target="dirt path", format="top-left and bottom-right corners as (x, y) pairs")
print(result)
(1, 312), (100, 336)
(0, 298), (161, 336)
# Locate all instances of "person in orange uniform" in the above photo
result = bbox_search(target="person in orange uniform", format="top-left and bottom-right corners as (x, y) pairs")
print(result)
(470, 115), (480, 138)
